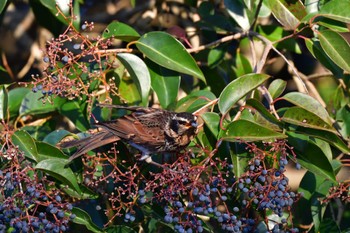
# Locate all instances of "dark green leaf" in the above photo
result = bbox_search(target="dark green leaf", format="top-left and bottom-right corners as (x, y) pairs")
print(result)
(233, 53), (253, 77)
(43, 129), (72, 145)
(135, 32), (205, 82)
(305, 38), (343, 77)
(218, 73), (270, 114)
(106, 225), (137, 233)
(8, 87), (30, 118)
(19, 92), (66, 115)
(201, 112), (220, 137)
(245, 99), (282, 126)
(220, 119), (287, 141)
(35, 158), (81, 194)
(0, 0), (8, 15)
(224, 0), (253, 30)
(70, 207), (103, 233)
(36, 141), (68, 161)
(117, 53), (151, 106)
(147, 61), (180, 109)
(102, 21), (140, 42)
(11, 130), (38, 162)
(207, 46), (226, 68)
(293, 126), (350, 153)
(288, 132), (337, 183)
(318, 30), (350, 73)
(60, 101), (90, 132)
(0, 85), (8, 120)
(118, 76), (141, 105)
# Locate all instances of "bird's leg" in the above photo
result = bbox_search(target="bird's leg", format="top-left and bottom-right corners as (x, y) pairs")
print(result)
(140, 153), (179, 173)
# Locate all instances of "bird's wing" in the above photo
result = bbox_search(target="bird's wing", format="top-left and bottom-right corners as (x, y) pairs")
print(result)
(97, 114), (165, 149)
(59, 130), (120, 161)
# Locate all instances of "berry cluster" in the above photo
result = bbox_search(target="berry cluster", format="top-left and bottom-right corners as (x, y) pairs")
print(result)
(0, 144), (76, 232)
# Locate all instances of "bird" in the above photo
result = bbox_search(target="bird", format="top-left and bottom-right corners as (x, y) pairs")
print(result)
(59, 105), (199, 164)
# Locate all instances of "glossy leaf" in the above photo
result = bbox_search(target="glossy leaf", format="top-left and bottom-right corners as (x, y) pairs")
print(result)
(70, 207), (103, 233)
(218, 73), (270, 114)
(102, 21), (140, 42)
(43, 129), (72, 145)
(318, 30), (350, 73)
(176, 90), (216, 113)
(0, 85), (8, 120)
(293, 126), (350, 153)
(208, 46), (226, 68)
(282, 107), (335, 132)
(224, 0), (252, 30)
(281, 92), (332, 126)
(60, 101), (90, 132)
(220, 119), (287, 142)
(19, 91), (66, 115)
(36, 141), (68, 160)
(266, 0), (306, 30)
(245, 98), (281, 126)
(11, 130), (38, 162)
(135, 32), (205, 82)
(305, 38), (343, 77)
(147, 60), (180, 109)
(0, 0), (7, 15)
(35, 158), (81, 194)
(106, 225), (137, 233)
(118, 76), (141, 105)
(268, 79), (286, 99)
(117, 53), (151, 106)
(318, 0), (350, 24)
(288, 132), (336, 182)
(201, 112), (220, 137)
(8, 87), (30, 118)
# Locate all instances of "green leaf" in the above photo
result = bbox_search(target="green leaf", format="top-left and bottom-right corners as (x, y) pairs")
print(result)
(118, 76), (141, 105)
(293, 126), (350, 153)
(288, 132), (337, 183)
(8, 87), (30, 118)
(218, 73), (270, 114)
(318, 30), (350, 73)
(11, 130), (38, 162)
(106, 225), (137, 233)
(305, 38), (343, 77)
(220, 119), (287, 142)
(135, 32), (205, 82)
(176, 90), (216, 113)
(268, 79), (286, 99)
(70, 207), (103, 233)
(233, 53), (253, 77)
(201, 112), (220, 137)
(245, 98), (282, 126)
(224, 0), (252, 30)
(36, 141), (68, 161)
(208, 45), (226, 68)
(117, 53), (151, 106)
(60, 101), (90, 132)
(282, 107), (335, 132)
(0, 85), (8, 120)
(318, 0), (350, 24)
(43, 129), (72, 145)
(19, 91), (66, 115)
(281, 92), (332, 126)
(147, 60), (180, 109)
(102, 21), (140, 42)
(35, 158), (81, 194)
(266, 0), (306, 30)
(0, 0), (8, 15)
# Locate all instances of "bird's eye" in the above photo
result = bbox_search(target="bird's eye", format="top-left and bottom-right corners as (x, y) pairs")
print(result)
(177, 120), (187, 125)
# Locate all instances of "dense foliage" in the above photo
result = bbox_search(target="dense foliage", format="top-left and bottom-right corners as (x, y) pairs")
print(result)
(0, 0), (350, 232)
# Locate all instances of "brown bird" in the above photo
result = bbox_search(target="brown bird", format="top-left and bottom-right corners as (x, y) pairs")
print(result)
(59, 105), (199, 164)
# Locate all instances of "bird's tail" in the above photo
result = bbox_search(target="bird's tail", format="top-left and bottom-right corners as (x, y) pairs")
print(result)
(59, 130), (120, 162)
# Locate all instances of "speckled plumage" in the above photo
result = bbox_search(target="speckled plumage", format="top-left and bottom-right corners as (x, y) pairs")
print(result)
(59, 106), (198, 162)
